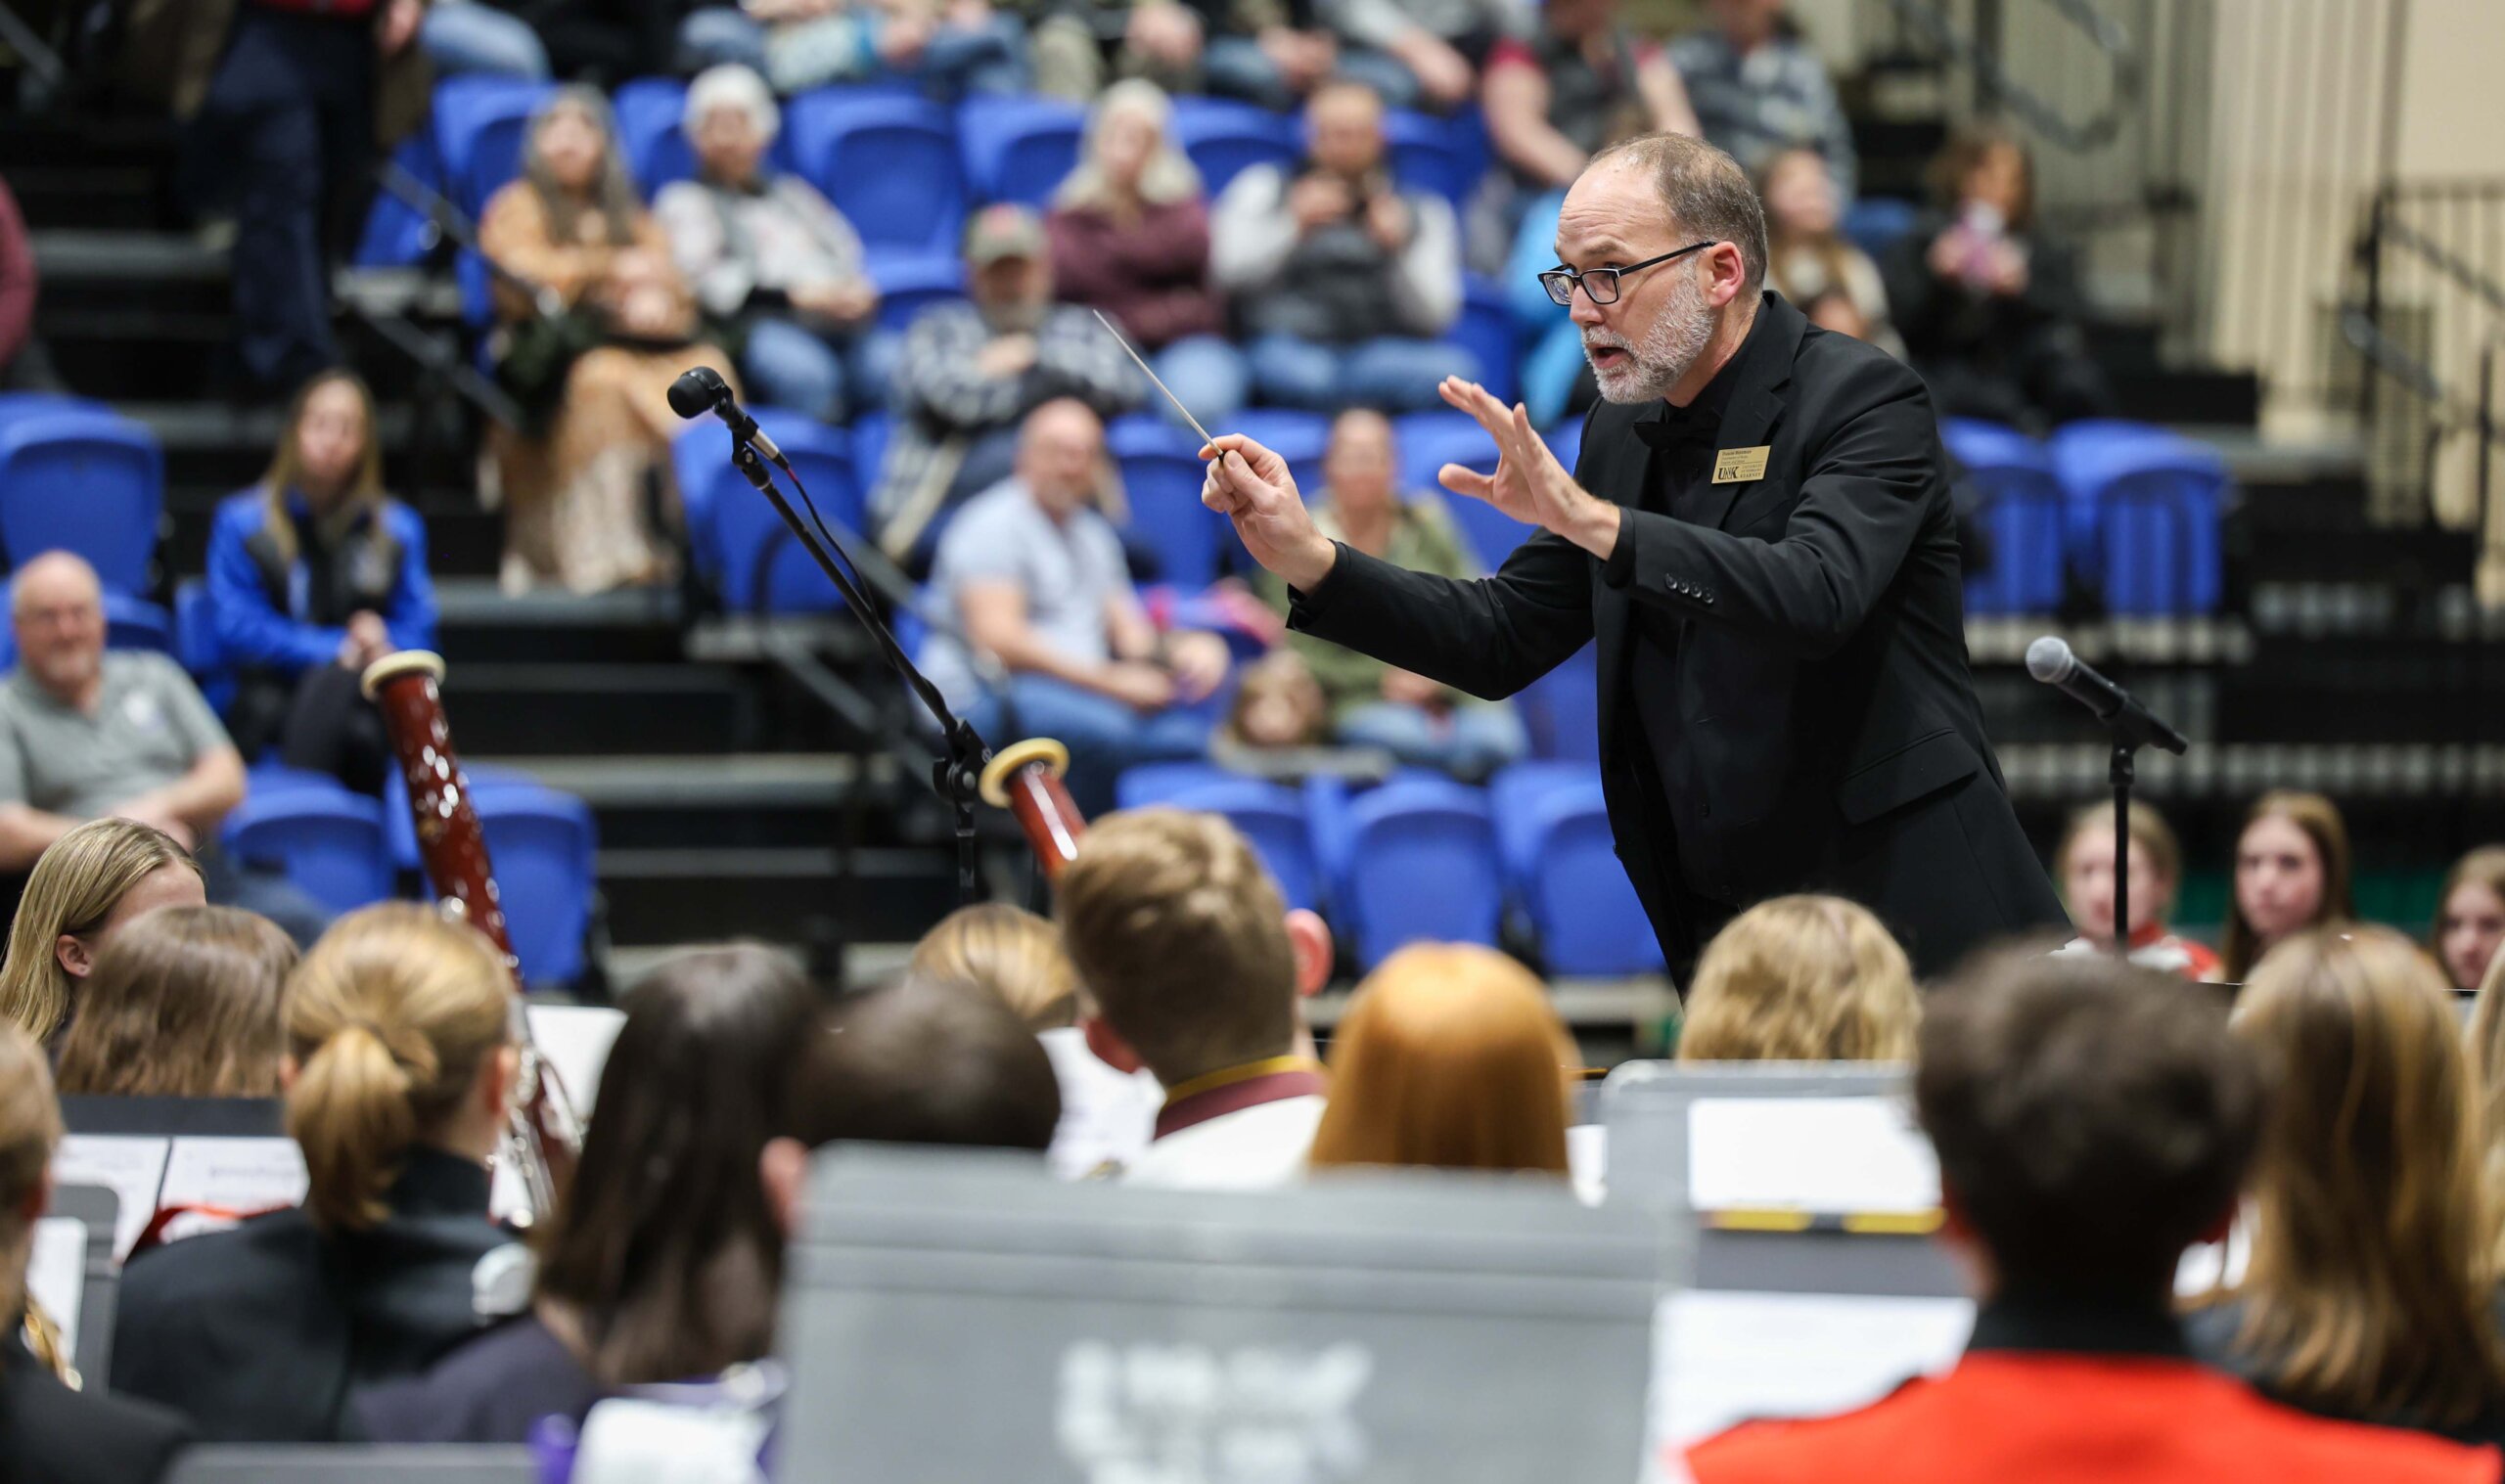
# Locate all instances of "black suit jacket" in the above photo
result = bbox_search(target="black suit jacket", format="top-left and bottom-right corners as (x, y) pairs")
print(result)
(1292, 292), (2067, 976)
(0, 1332), (191, 1484)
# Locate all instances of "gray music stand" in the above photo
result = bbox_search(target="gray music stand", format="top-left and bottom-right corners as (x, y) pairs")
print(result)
(47, 1183), (118, 1383)
(166, 1447), (536, 1484)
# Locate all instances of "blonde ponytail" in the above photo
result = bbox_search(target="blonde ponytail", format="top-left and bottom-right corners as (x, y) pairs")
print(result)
(283, 904), (512, 1233)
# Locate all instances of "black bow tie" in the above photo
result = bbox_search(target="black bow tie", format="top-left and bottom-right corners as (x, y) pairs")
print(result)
(1634, 410), (1720, 452)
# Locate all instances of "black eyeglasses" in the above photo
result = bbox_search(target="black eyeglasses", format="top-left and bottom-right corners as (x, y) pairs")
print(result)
(1539, 241), (1716, 307)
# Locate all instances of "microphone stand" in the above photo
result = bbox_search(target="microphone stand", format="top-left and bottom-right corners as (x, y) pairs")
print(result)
(2110, 741), (2134, 965)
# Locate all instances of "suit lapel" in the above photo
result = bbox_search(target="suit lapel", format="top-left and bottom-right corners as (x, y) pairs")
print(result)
(1691, 293), (1805, 532)
(1589, 401), (1666, 765)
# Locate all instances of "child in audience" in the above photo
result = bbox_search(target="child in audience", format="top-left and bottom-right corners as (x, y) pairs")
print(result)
(0, 818), (204, 1048)
(1307, 943), (1573, 1176)
(1676, 894), (1918, 1062)
(2055, 801), (2221, 980)
(2437, 846), (2505, 992)
(1214, 649), (1331, 757)
(2221, 790), (2354, 982)
(111, 904), (524, 1441)
(53, 906), (297, 1098)
(2187, 926), (2505, 1448)
(360, 945), (819, 1445)
(1759, 147), (1899, 357)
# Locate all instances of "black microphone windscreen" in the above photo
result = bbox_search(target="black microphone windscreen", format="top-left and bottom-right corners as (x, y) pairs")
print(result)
(667, 366), (725, 420)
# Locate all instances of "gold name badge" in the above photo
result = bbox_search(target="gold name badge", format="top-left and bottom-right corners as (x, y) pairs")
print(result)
(1712, 445), (1772, 484)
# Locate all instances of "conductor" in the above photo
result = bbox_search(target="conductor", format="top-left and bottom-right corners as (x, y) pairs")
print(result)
(1201, 131), (2067, 980)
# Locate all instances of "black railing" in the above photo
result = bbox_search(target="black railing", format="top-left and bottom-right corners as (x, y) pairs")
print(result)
(1871, 0), (2141, 152)
(2346, 180), (2505, 540)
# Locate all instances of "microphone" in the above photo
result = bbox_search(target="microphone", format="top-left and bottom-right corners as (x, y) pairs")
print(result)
(2026, 636), (2188, 755)
(667, 365), (783, 464)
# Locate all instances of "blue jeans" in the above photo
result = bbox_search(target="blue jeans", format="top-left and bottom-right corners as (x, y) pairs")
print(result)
(965, 675), (1215, 817)
(421, 0), (551, 77)
(1247, 334), (1478, 413)
(677, 6), (769, 72)
(739, 317), (897, 424)
(1151, 335), (1251, 427)
(1337, 700), (1527, 781)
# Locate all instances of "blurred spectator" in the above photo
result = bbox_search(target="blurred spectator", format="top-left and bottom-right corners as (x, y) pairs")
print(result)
(0, 1019), (193, 1484)
(1194, 0), (1341, 112)
(1669, 0), (1855, 202)
(657, 65), (888, 426)
(2221, 790), (2354, 983)
(1214, 648), (1330, 757)
(1308, 943), (1573, 1175)
(0, 177), (56, 392)
(911, 901), (1080, 1029)
(873, 204), (1144, 562)
(0, 554), (326, 943)
(1212, 80), (1473, 412)
(2053, 800), (2220, 980)
(1259, 409), (1526, 777)
(360, 946), (818, 1444)
(1312, 0), (1511, 111)
(2188, 926), (2505, 1448)
(1048, 81), (1249, 426)
(1759, 146), (1899, 356)
(0, 819), (201, 1049)
(917, 400), (1229, 815)
(679, 0), (1026, 97)
(113, 904), (524, 1442)
(208, 371), (437, 795)
(1882, 124), (2113, 431)
(54, 906), (297, 1098)
(481, 89), (729, 594)
(1058, 809), (1334, 1190)
(2435, 846), (2505, 992)
(419, 0), (553, 76)
(1689, 951), (2498, 1484)
(1675, 894), (1917, 1062)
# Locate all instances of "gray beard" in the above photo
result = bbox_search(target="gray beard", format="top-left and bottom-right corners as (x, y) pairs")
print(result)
(1584, 270), (1715, 404)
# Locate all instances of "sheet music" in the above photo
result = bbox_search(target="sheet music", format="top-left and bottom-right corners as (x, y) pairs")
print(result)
(25, 1217), (85, 1358)
(1686, 1098), (1940, 1214)
(1568, 1124), (1607, 1206)
(1037, 1027), (1161, 1180)
(1650, 1289), (1974, 1449)
(527, 1004), (628, 1117)
(159, 1137), (307, 1214)
(54, 1135), (169, 1261)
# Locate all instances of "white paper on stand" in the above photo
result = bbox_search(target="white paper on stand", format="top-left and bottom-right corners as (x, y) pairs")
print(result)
(159, 1137), (307, 1215)
(1650, 1289), (1974, 1448)
(25, 1217), (85, 1359)
(1568, 1124), (1608, 1206)
(1037, 1026), (1161, 1180)
(54, 1135), (169, 1261)
(526, 1004), (628, 1118)
(1686, 1098), (1940, 1214)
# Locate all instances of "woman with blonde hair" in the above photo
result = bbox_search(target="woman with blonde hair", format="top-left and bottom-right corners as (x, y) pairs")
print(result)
(2221, 791), (2355, 983)
(2055, 800), (2220, 980)
(54, 906), (299, 1098)
(110, 903), (523, 1441)
(1309, 943), (1574, 1175)
(1678, 895), (1919, 1062)
(2436, 846), (2505, 992)
(0, 818), (204, 1046)
(2188, 925), (2505, 1445)
(910, 902), (1080, 1030)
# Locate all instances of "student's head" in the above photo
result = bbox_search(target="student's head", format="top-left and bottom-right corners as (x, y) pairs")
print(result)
(54, 906), (297, 1098)
(686, 63), (778, 187)
(1570, 133), (1768, 404)
(533, 944), (820, 1385)
(1933, 123), (2034, 230)
(0, 1020), (60, 1323)
(9, 550), (109, 703)
(1756, 147), (1839, 243)
(1322, 408), (1399, 520)
(2437, 846), (2505, 992)
(1017, 397), (1106, 519)
(965, 203), (1053, 325)
(1060, 78), (1199, 210)
(1308, 944), (1574, 1175)
(1223, 649), (1328, 751)
(2224, 790), (2353, 981)
(284, 904), (519, 1233)
(1305, 79), (1388, 178)
(760, 973), (1061, 1235)
(2056, 800), (2184, 950)
(1059, 809), (1329, 1086)
(910, 903), (1081, 1030)
(1916, 952), (2263, 1305)
(0, 818), (204, 1043)
(2228, 925), (2505, 1425)
(1678, 895), (1919, 1062)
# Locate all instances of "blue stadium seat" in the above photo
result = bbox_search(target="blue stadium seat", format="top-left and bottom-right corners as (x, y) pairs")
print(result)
(1369, 106), (1482, 210)
(1108, 416), (1228, 588)
(1518, 641), (1598, 763)
(787, 90), (963, 256)
(703, 412), (860, 612)
(1228, 409), (1330, 500)
(0, 411), (163, 596)
(0, 393), (108, 425)
(1167, 96), (1298, 197)
(1114, 760), (1233, 810)
(433, 74), (554, 216)
(1940, 417), (2065, 614)
(222, 787), (394, 916)
(958, 95), (1086, 207)
(1489, 763), (1662, 975)
(1394, 410), (1530, 566)
(172, 579), (235, 714)
(1842, 197), (1919, 263)
(852, 410), (894, 495)
(1113, 764), (1319, 912)
(614, 76), (695, 196)
(354, 131), (445, 268)
(382, 761), (537, 875)
(473, 781), (599, 987)
(2050, 421), (2228, 616)
(1452, 273), (1519, 404)
(866, 251), (969, 336)
(1336, 774), (1503, 967)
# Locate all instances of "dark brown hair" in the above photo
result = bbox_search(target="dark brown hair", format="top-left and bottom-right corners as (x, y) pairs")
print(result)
(55, 906), (298, 1098)
(782, 973), (1060, 1153)
(1929, 122), (2035, 232)
(2221, 791), (2355, 982)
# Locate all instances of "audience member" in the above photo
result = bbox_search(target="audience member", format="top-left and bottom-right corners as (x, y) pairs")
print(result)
(918, 399), (1231, 815)
(1212, 79), (1474, 413)
(2437, 846), (2505, 992)
(2466, 943), (2505, 1208)
(54, 906), (297, 1099)
(1048, 81), (1249, 426)
(1213, 648), (1331, 759)
(1669, 0), (1856, 202)
(873, 204), (1145, 562)
(1058, 809), (1334, 1189)
(2221, 790), (2354, 983)
(0, 556), (323, 940)
(0, 1020), (193, 1484)
(112, 903), (524, 1442)
(360, 945), (819, 1444)
(1686, 951), (2499, 1484)
(1676, 894), (1917, 1062)
(1192, 0), (1341, 112)
(0, 175), (55, 392)
(680, 0), (1027, 98)
(0, 818), (202, 1047)
(1883, 124), (2112, 430)
(2186, 926), (2505, 1448)
(1308, 942), (1573, 1176)
(2054, 800), (2220, 980)
(1311, 0), (1511, 111)
(1759, 146), (1899, 357)
(207, 370), (438, 795)
(911, 901), (1080, 1028)
(480, 88), (729, 594)
(656, 65), (888, 427)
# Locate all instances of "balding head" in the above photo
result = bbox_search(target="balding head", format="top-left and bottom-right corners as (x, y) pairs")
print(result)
(11, 552), (105, 701)
(1306, 79), (1387, 178)
(1017, 397), (1106, 519)
(1557, 136), (1766, 405)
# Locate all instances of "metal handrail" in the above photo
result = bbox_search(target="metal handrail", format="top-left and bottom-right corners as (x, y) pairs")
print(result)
(1876, 0), (2141, 152)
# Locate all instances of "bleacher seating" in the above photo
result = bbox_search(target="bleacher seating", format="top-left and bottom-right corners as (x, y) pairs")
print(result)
(1113, 762), (1320, 913)
(1329, 771), (1504, 967)
(1490, 762), (1663, 975)
(958, 95), (1087, 209)
(613, 75), (695, 196)
(222, 787), (395, 917)
(1518, 642), (1600, 763)
(472, 780), (601, 986)
(1453, 274), (1521, 405)
(785, 91), (964, 257)
(1941, 417), (2066, 614)
(2050, 420), (2228, 616)
(1107, 415), (1229, 588)
(1376, 106), (1484, 211)
(1227, 408), (1330, 503)
(432, 75), (554, 217)
(684, 410), (861, 613)
(1167, 96), (1298, 196)
(0, 408), (163, 595)
(864, 251), (969, 337)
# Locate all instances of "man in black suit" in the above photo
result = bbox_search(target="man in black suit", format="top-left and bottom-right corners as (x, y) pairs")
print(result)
(1201, 131), (2068, 979)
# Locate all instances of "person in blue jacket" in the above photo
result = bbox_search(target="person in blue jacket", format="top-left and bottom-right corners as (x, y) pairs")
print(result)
(207, 371), (437, 794)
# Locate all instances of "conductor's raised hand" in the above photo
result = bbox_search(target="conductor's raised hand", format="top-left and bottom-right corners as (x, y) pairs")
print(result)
(1201, 434), (1338, 592)
(1435, 376), (1623, 558)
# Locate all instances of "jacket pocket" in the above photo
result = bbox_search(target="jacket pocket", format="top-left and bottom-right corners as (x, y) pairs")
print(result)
(1836, 728), (1982, 826)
